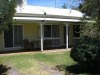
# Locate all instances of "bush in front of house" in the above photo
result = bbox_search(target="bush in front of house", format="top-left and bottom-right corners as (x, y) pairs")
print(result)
(70, 36), (100, 72)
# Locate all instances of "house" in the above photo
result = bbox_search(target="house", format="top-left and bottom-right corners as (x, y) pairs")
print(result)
(0, 0), (83, 51)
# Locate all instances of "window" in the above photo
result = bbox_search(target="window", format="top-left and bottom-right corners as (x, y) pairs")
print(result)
(44, 25), (51, 37)
(44, 25), (60, 47)
(52, 39), (60, 45)
(44, 39), (60, 47)
(52, 25), (59, 37)
(73, 25), (80, 37)
(14, 25), (23, 47)
(44, 25), (59, 38)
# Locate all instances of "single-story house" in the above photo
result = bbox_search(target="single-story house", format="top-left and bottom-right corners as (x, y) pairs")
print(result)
(0, 0), (83, 51)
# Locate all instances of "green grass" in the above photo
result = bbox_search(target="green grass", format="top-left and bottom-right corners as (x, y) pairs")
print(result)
(0, 51), (86, 75)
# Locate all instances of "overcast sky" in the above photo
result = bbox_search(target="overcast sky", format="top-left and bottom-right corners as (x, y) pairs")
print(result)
(27, 0), (81, 8)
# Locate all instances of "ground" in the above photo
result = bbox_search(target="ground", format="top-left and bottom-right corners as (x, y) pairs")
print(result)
(0, 49), (72, 75)
(6, 63), (63, 75)
(1, 49), (91, 75)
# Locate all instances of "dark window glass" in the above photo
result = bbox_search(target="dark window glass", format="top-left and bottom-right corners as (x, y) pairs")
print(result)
(14, 25), (23, 47)
(52, 25), (59, 37)
(44, 25), (51, 37)
(52, 39), (60, 45)
(44, 25), (59, 38)
(73, 25), (80, 37)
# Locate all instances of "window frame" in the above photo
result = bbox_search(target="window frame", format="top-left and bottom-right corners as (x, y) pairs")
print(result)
(43, 25), (60, 47)
(43, 25), (60, 39)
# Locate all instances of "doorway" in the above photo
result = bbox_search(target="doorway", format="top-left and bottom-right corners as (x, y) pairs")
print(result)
(4, 25), (23, 48)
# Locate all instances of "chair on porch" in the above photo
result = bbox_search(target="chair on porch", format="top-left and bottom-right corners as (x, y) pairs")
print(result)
(23, 39), (34, 50)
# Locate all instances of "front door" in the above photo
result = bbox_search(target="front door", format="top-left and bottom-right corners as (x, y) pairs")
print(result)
(4, 25), (23, 48)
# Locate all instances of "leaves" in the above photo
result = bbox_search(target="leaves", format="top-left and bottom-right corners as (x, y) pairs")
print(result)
(77, 0), (100, 39)
(79, 0), (100, 21)
(0, 0), (22, 32)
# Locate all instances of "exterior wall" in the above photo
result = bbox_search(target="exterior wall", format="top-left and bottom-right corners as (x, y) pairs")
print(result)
(69, 25), (74, 46)
(23, 23), (39, 41)
(0, 33), (4, 50)
(23, 22), (40, 48)
(23, 23), (74, 48)
(0, 22), (40, 50)
(0, 22), (75, 51)
(60, 25), (64, 46)
(23, 23), (68, 48)
(59, 24), (74, 47)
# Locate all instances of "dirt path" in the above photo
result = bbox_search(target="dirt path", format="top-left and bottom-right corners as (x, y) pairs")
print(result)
(0, 49), (69, 75)
(39, 62), (64, 75)
(4, 64), (20, 75)
(7, 63), (64, 75)
(7, 68), (20, 75)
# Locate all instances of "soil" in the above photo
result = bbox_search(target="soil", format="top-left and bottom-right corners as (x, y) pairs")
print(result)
(0, 49), (68, 75)
(39, 62), (64, 75)
(4, 62), (64, 75)
(4, 64), (21, 75)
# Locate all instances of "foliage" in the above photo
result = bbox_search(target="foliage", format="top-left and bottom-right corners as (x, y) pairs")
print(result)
(70, 36), (100, 71)
(70, 0), (100, 72)
(80, 22), (99, 39)
(0, 0), (22, 32)
(79, 0), (100, 22)
(62, 3), (67, 9)
(0, 64), (10, 74)
(78, 0), (100, 38)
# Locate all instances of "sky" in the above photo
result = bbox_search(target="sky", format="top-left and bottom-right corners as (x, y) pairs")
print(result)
(27, 0), (81, 9)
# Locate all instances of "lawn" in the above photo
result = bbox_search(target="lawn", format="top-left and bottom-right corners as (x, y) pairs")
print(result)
(0, 51), (87, 75)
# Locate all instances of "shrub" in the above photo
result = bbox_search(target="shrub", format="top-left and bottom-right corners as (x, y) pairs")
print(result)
(70, 36), (100, 71)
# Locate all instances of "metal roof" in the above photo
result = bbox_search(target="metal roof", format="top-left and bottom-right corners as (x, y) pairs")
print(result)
(15, 5), (83, 22)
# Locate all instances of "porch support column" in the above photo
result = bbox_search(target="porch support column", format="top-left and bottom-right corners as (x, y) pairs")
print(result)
(66, 24), (69, 49)
(40, 23), (43, 51)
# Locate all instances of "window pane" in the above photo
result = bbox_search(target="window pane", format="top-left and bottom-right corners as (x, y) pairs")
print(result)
(52, 39), (60, 46)
(44, 25), (51, 37)
(4, 25), (13, 47)
(44, 40), (52, 48)
(14, 25), (23, 47)
(52, 25), (59, 37)
(44, 39), (60, 48)
(73, 25), (80, 37)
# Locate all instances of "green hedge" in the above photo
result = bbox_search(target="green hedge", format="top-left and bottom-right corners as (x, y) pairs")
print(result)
(70, 36), (100, 71)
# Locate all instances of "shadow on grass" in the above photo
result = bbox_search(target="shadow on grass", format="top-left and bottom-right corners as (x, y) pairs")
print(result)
(0, 64), (11, 75)
(66, 64), (100, 75)
(54, 64), (100, 75)
(66, 64), (87, 75)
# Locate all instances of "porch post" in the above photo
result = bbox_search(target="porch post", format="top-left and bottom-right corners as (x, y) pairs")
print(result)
(40, 23), (43, 51)
(66, 24), (69, 49)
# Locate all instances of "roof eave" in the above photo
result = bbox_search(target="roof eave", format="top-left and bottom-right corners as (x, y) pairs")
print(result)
(14, 13), (82, 20)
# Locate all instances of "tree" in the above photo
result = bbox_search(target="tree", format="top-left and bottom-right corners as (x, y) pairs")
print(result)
(0, 0), (22, 32)
(78, 0), (100, 39)
(62, 3), (67, 9)
(70, 0), (100, 72)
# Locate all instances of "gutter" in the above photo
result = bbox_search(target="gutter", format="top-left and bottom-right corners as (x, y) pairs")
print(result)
(14, 13), (82, 20)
